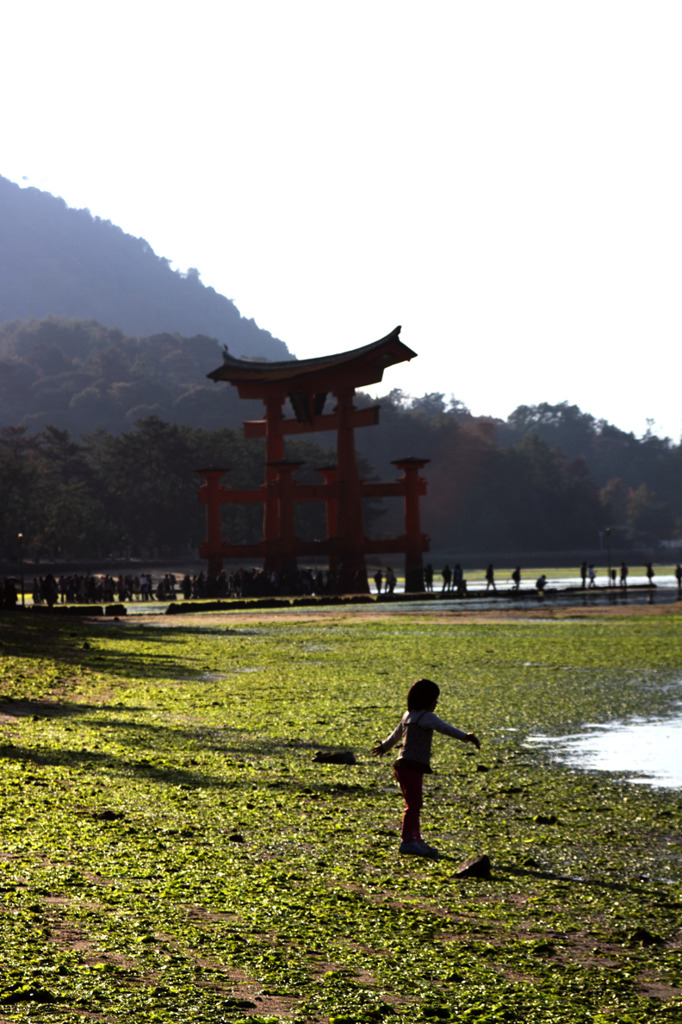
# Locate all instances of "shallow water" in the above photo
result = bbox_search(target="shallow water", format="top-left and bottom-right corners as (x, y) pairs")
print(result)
(526, 713), (682, 789)
(124, 580), (682, 617)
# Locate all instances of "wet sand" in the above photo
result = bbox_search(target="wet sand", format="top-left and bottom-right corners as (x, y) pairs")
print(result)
(128, 595), (682, 628)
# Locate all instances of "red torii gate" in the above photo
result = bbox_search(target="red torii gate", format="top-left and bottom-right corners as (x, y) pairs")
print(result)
(198, 326), (429, 592)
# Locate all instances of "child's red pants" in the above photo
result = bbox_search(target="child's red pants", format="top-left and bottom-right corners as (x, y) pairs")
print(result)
(393, 762), (424, 841)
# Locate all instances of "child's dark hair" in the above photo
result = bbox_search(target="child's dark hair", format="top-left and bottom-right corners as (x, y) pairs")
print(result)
(407, 678), (440, 711)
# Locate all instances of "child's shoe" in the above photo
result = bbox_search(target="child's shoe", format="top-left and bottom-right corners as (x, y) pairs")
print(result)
(417, 840), (439, 858)
(399, 839), (426, 856)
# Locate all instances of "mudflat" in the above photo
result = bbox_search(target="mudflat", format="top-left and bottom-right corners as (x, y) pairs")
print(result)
(130, 595), (682, 627)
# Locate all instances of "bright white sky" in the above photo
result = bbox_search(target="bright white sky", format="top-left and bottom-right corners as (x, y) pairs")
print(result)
(3, 1), (681, 440)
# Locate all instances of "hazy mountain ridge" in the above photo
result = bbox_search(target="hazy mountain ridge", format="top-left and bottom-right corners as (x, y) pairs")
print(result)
(0, 316), (264, 435)
(0, 175), (291, 361)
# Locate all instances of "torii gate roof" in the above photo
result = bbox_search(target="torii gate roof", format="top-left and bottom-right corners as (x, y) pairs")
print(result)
(207, 325), (415, 396)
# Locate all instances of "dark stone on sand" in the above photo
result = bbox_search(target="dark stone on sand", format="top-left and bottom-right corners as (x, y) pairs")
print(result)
(312, 750), (357, 764)
(628, 927), (664, 946)
(93, 809), (125, 821)
(455, 854), (491, 879)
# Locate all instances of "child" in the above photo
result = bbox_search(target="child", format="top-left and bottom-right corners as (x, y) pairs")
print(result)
(371, 678), (480, 858)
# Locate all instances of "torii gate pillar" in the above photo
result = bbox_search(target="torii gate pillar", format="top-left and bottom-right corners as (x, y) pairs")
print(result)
(333, 385), (366, 588)
(393, 458), (429, 592)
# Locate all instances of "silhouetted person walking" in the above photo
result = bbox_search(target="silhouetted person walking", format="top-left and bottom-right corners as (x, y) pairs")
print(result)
(453, 563), (465, 596)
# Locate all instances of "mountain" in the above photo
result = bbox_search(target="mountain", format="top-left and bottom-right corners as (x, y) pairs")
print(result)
(0, 175), (291, 361)
(0, 316), (275, 435)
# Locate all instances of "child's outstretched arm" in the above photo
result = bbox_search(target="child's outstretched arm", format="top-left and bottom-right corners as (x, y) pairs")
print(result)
(427, 713), (480, 750)
(371, 720), (402, 757)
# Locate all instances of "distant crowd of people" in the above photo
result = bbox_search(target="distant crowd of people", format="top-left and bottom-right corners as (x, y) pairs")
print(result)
(25, 572), (180, 606)
(386, 560), (682, 597)
(2, 560), (681, 610)
(577, 560), (682, 591)
(194, 566), (365, 599)
(0, 565), (367, 609)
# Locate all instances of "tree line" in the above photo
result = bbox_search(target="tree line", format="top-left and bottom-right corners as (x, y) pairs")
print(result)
(1, 400), (679, 568)
(355, 393), (681, 554)
(0, 418), (343, 565)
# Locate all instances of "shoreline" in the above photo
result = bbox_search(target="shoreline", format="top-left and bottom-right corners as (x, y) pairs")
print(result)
(118, 590), (682, 626)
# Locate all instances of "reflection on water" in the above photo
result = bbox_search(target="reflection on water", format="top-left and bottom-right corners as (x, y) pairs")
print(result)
(527, 715), (682, 788)
(126, 585), (681, 617)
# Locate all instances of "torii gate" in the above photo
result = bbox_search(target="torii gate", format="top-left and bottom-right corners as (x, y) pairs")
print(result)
(198, 326), (429, 592)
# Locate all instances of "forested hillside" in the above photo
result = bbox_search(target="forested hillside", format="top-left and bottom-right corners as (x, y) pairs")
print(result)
(361, 394), (682, 554)
(0, 175), (290, 361)
(0, 317), (261, 434)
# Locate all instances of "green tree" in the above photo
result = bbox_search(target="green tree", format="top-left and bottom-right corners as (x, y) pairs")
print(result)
(504, 402), (597, 460)
(86, 417), (205, 557)
(31, 427), (110, 559)
(599, 477), (629, 527)
(626, 484), (675, 546)
(0, 427), (40, 560)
